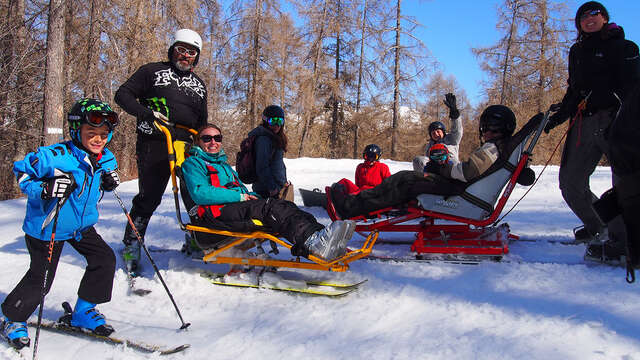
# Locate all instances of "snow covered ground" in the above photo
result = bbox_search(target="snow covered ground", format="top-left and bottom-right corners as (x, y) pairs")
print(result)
(1, 158), (639, 360)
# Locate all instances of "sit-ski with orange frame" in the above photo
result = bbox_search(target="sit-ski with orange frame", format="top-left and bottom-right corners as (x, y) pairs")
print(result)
(154, 119), (378, 272)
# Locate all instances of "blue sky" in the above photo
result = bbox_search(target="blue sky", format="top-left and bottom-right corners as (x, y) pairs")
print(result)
(405, 0), (640, 106)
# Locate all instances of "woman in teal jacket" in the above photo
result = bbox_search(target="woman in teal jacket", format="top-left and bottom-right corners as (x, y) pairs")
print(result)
(181, 124), (355, 264)
(1, 99), (120, 349)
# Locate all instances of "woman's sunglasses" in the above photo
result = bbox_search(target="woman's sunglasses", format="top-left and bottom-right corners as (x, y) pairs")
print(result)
(201, 134), (223, 143)
(87, 111), (119, 128)
(580, 9), (601, 20)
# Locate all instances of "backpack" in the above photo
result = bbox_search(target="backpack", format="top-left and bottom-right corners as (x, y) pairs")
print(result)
(236, 135), (258, 184)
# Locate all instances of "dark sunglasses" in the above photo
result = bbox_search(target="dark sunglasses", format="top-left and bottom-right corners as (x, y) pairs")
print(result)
(175, 45), (198, 57)
(266, 117), (285, 126)
(201, 134), (223, 143)
(580, 9), (601, 20)
(87, 111), (119, 128)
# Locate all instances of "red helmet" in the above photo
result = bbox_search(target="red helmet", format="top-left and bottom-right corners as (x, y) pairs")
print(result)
(428, 143), (449, 164)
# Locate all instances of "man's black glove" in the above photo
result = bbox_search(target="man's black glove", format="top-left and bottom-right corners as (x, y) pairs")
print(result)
(41, 174), (77, 200)
(544, 111), (566, 134)
(443, 93), (460, 120)
(137, 110), (158, 135)
(101, 170), (120, 192)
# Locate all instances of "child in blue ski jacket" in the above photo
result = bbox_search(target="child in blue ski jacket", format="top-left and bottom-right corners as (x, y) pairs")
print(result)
(0, 99), (121, 350)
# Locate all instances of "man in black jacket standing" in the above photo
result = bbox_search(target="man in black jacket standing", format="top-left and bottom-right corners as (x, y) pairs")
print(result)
(115, 28), (208, 273)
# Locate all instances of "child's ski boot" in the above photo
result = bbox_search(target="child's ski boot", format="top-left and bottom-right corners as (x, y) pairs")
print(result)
(0, 313), (30, 349)
(58, 299), (114, 336)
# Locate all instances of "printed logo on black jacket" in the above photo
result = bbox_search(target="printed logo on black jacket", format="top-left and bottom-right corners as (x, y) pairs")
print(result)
(153, 69), (206, 99)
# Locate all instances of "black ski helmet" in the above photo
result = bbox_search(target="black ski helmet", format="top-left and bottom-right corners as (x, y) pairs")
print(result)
(67, 98), (118, 145)
(428, 121), (446, 139)
(479, 105), (516, 139)
(363, 144), (382, 161)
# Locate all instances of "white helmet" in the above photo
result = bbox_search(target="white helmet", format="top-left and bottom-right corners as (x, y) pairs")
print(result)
(172, 29), (202, 51)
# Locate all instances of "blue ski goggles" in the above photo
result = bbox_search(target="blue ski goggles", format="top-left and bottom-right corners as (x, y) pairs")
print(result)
(429, 153), (448, 163)
(264, 116), (285, 126)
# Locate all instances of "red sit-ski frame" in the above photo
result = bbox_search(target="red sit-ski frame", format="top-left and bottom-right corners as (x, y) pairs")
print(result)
(326, 151), (531, 259)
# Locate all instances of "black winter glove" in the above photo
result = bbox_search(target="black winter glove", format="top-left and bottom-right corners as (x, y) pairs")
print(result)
(101, 170), (120, 192)
(544, 111), (566, 134)
(137, 110), (158, 135)
(423, 162), (442, 174)
(41, 174), (76, 200)
(443, 93), (460, 120)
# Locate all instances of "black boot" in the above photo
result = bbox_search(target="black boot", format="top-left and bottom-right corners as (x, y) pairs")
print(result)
(123, 216), (150, 246)
(584, 238), (626, 265)
(329, 183), (349, 219)
(122, 216), (150, 274)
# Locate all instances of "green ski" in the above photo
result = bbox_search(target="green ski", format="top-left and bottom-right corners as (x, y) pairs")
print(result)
(200, 271), (365, 297)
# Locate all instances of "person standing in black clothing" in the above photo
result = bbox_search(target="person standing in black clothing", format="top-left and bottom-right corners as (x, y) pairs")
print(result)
(114, 29), (208, 273)
(607, 82), (640, 280)
(249, 105), (289, 199)
(544, 2), (640, 257)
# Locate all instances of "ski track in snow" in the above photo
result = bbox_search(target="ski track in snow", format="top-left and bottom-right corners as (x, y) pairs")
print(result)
(1, 160), (639, 360)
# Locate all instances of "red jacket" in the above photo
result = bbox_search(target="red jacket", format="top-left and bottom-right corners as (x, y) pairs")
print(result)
(355, 161), (391, 191)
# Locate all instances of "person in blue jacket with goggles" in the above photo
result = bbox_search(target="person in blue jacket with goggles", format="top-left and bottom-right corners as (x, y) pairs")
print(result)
(1, 98), (120, 350)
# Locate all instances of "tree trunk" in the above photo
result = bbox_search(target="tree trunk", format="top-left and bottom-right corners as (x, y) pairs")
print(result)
(85, 0), (101, 97)
(329, 0), (341, 158)
(249, 0), (262, 126)
(13, 0), (28, 161)
(208, 6), (220, 119)
(297, 0), (328, 157)
(499, 0), (519, 105)
(390, 0), (401, 158)
(0, 1), (12, 123)
(353, 0), (367, 158)
(1, 0), (28, 200)
(41, 0), (66, 146)
(536, 1), (548, 113)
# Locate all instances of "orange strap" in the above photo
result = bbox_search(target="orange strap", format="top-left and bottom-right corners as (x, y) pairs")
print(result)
(572, 97), (589, 148)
